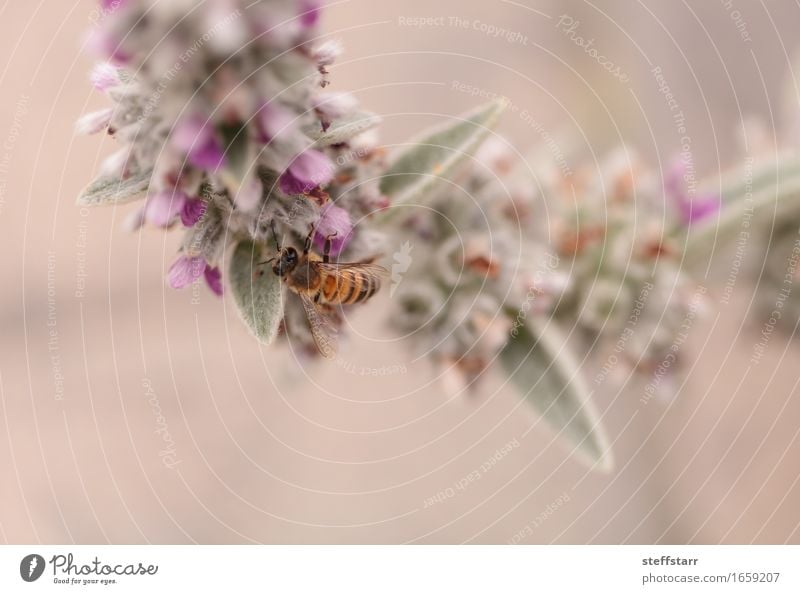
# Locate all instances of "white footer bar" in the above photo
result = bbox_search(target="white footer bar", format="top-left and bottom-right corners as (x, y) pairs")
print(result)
(1, 546), (798, 593)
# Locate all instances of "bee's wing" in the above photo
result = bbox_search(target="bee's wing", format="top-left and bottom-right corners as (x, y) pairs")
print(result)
(298, 292), (338, 359)
(314, 262), (388, 285)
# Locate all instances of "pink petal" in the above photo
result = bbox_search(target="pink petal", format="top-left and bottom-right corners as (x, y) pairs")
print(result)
(278, 171), (308, 195)
(256, 102), (296, 144)
(297, 0), (321, 27)
(180, 198), (207, 227)
(204, 266), (224, 296)
(679, 193), (721, 223)
(313, 202), (352, 256)
(75, 108), (113, 135)
(664, 158), (720, 225)
(172, 114), (226, 170)
(90, 62), (119, 91)
(279, 149), (334, 195)
(192, 139), (225, 170)
(172, 116), (206, 149)
(167, 255), (206, 289)
(145, 190), (187, 227)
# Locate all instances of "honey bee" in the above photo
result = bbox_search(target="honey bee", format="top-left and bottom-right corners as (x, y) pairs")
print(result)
(261, 223), (387, 358)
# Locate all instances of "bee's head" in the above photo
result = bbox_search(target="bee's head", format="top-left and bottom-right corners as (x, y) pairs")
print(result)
(273, 246), (298, 277)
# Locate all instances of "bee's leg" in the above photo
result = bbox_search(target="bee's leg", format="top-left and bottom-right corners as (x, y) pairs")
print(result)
(323, 231), (338, 263)
(303, 224), (315, 256)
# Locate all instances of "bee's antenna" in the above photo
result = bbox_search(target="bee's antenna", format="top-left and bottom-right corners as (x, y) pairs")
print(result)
(257, 257), (276, 266)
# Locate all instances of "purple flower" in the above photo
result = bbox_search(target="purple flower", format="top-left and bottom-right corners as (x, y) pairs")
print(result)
(167, 255), (206, 288)
(676, 194), (721, 223)
(144, 189), (188, 227)
(90, 62), (119, 91)
(204, 266), (223, 296)
(172, 114), (226, 171)
(665, 159), (720, 224)
(167, 255), (223, 296)
(278, 149), (334, 195)
(180, 198), (206, 227)
(313, 202), (352, 256)
(297, 0), (321, 28)
(255, 102), (296, 144)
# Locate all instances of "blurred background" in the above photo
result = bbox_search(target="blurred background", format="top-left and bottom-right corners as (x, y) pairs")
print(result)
(1, 0), (800, 544)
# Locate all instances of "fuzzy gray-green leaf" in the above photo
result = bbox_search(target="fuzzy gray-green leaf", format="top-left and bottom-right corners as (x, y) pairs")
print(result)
(305, 111), (381, 146)
(77, 168), (152, 206)
(229, 240), (283, 344)
(500, 316), (613, 471)
(378, 99), (507, 208)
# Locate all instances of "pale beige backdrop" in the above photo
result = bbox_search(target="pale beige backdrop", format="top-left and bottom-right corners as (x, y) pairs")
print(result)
(1, 0), (799, 544)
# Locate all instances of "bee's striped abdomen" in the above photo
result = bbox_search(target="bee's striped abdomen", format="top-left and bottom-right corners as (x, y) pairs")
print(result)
(317, 270), (381, 305)
(351, 274), (380, 304)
